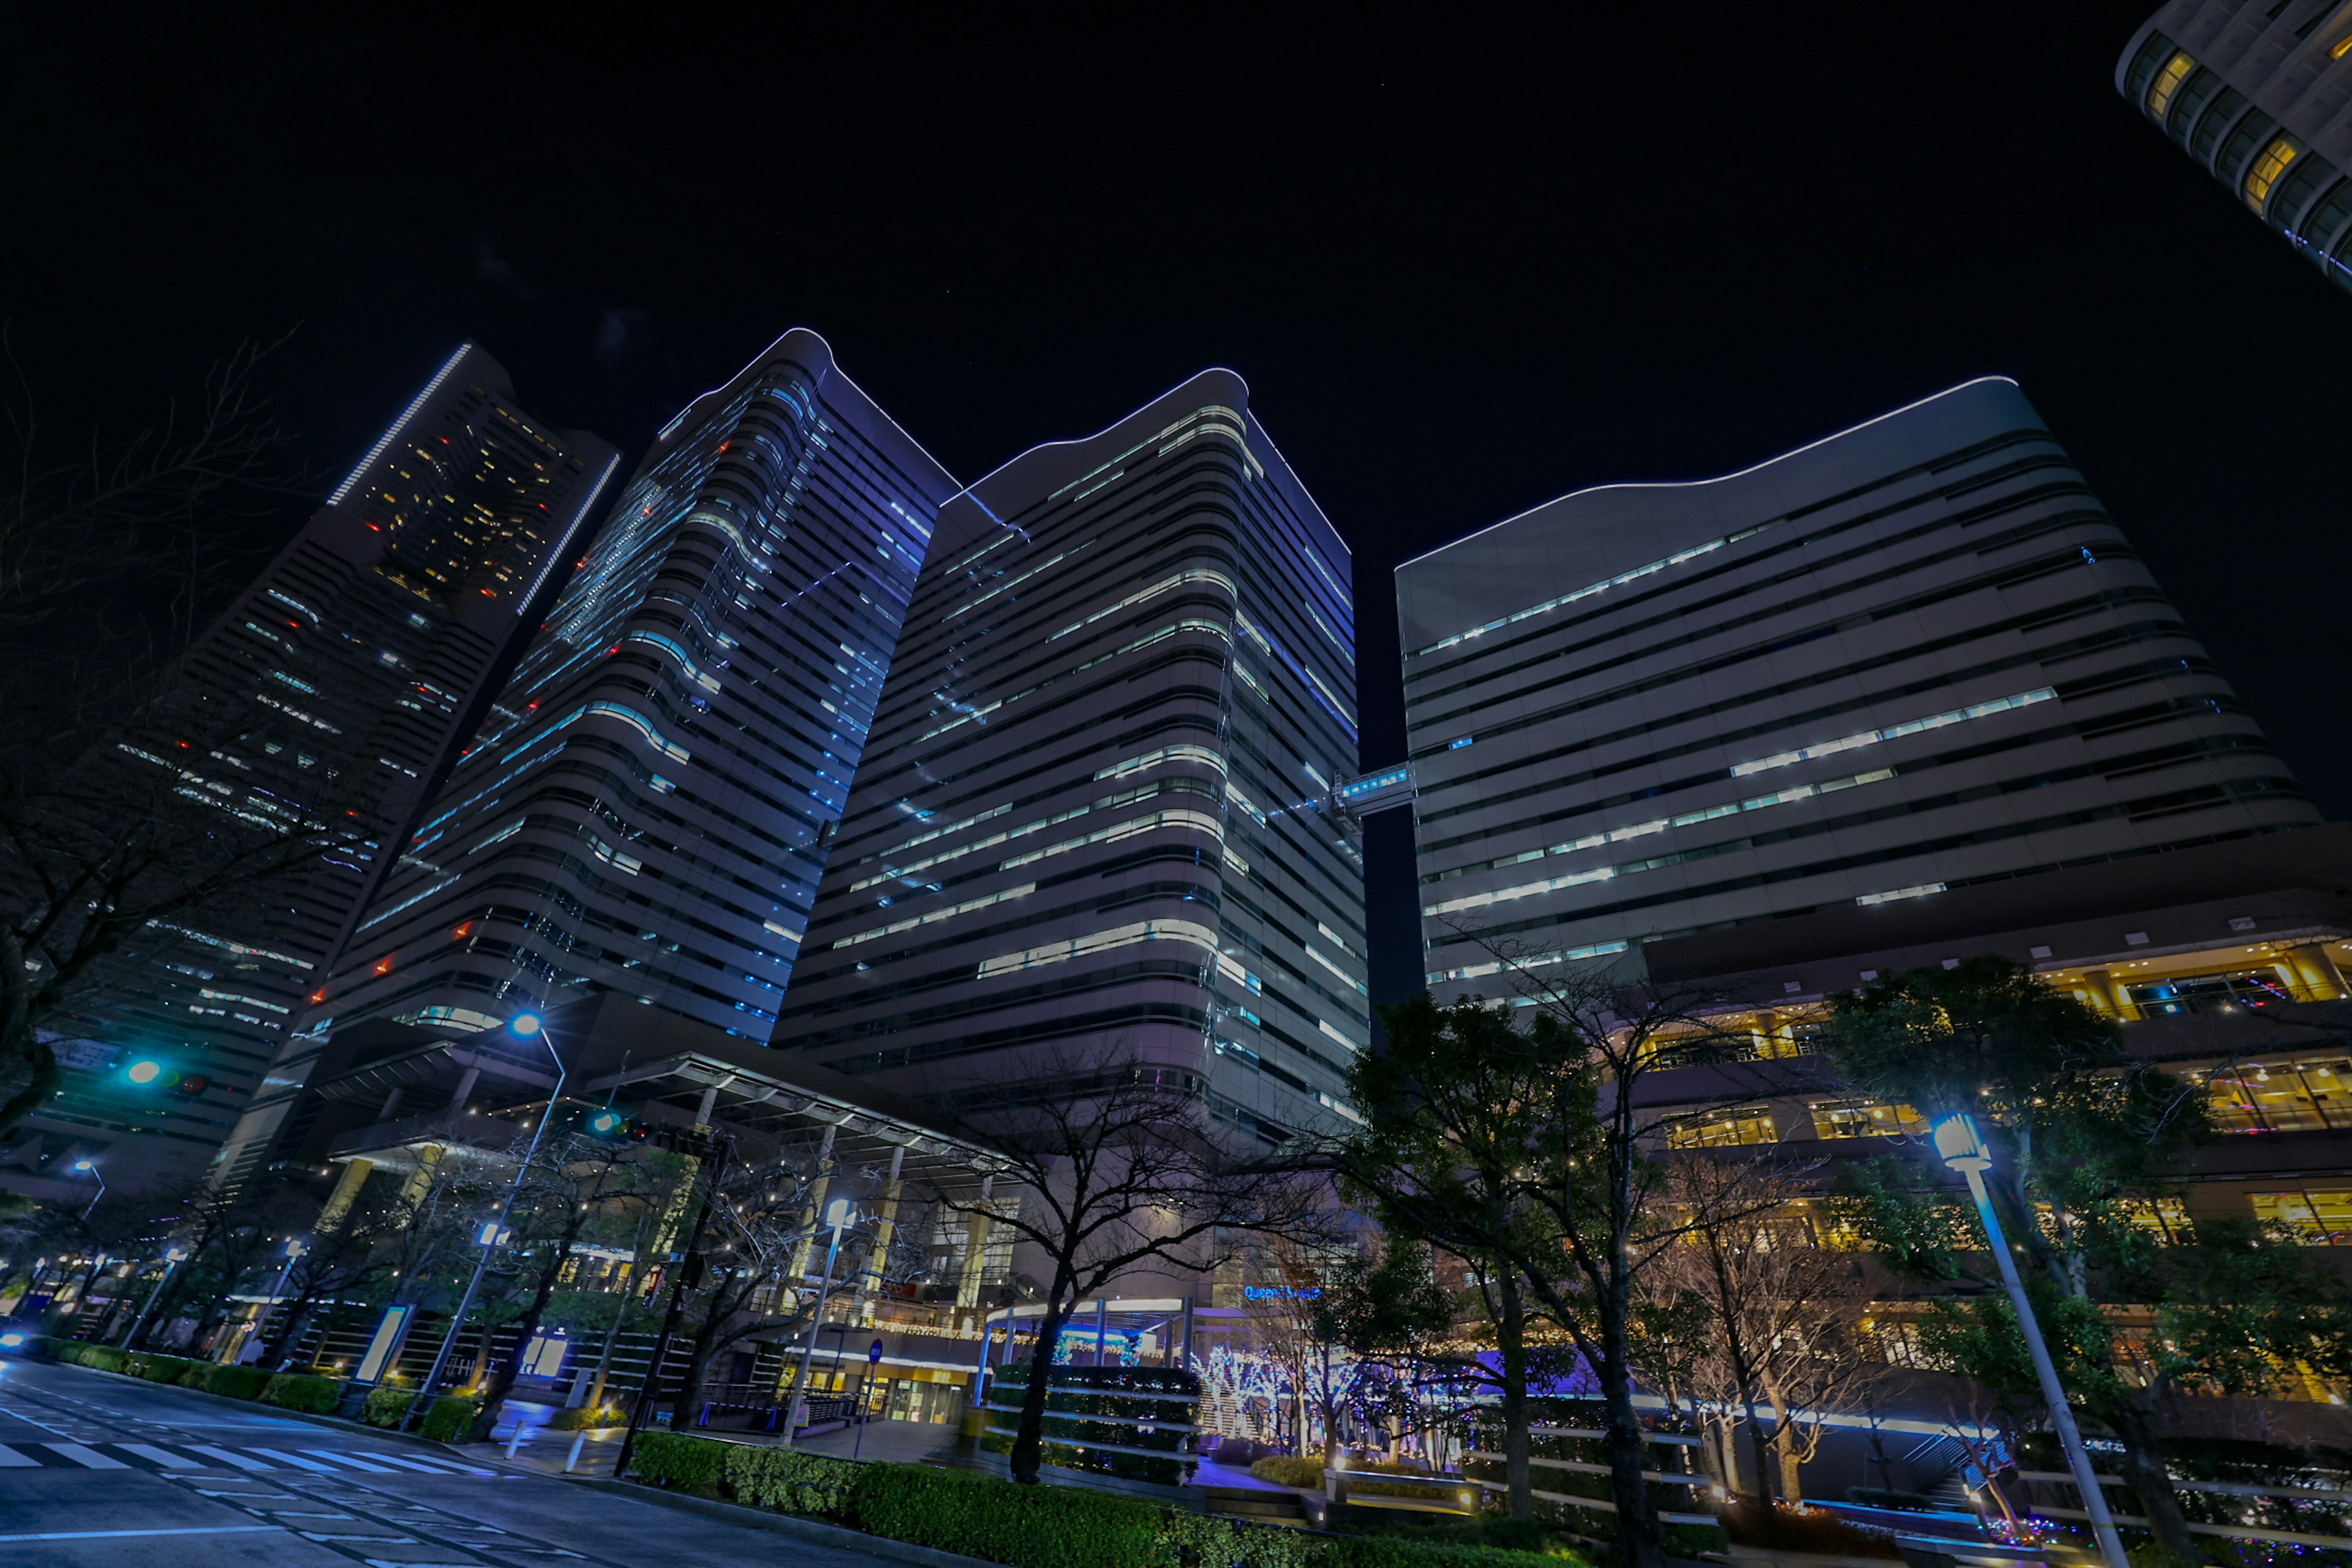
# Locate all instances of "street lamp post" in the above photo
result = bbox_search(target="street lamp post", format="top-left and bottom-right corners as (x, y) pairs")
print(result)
(254, 1238), (306, 1363)
(123, 1245), (189, 1349)
(403, 1010), (564, 1430)
(68, 1159), (105, 1220)
(1931, 1112), (2128, 1568)
(780, 1199), (854, 1450)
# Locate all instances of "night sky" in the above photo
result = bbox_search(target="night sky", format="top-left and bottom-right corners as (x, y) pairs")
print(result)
(10, 4), (2350, 1011)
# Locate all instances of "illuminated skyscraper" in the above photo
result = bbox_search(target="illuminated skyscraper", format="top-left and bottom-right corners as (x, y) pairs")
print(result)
(2119, 2), (2352, 296)
(1399, 378), (2318, 1003)
(774, 372), (1368, 1142)
(9, 345), (617, 1199)
(269, 331), (959, 1163)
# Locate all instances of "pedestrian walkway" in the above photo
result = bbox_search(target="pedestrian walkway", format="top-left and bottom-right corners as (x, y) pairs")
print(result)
(0, 1439), (494, 1475)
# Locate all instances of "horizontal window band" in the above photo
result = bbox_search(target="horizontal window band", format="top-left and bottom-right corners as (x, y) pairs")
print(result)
(1406, 427), (2059, 669)
(1421, 682), (2249, 873)
(1409, 469), (2100, 706)
(1431, 775), (2309, 951)
(1410, 525), (2133, 746)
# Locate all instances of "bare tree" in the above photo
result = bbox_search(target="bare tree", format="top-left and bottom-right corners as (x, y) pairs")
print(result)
(1652, 1158), (1867, 1505)
(927, 1044), (1329, 1486)
(0, 333), (329, 1142)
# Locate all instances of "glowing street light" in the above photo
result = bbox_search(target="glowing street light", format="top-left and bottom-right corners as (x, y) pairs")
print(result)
(1931, 1112), (2127, 1568)
(124, 1059), (165, 1086)
(404, 1008), (566, 1428)
(68, 1158), (105, 1219)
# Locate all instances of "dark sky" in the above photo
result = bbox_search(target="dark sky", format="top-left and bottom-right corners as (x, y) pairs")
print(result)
(10, 4), (2351, 1009)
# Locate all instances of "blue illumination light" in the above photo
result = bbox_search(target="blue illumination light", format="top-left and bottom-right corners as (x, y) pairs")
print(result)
(508, 1011), (546, 1039)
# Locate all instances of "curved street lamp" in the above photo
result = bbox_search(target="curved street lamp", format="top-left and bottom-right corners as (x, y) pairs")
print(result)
(404, 1009), (564, 1429)
(1931, 1112), (2127, 1568)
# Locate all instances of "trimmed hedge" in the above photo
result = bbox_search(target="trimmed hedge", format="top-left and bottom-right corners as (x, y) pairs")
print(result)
(548, 1403), (627, 1432)
(77, 1346), (129, 1373)
(262, 1373), (342, 1413)
(857, 1463), (1163, 1568)
(363, 1385), (421, 1428)
(1254, 1455), (1325, 1488)
(627, 1432), (1588, 1568)
(129, 1352), (196, 1382)
(202, 1365), (273, 1400)
(419, 1395), (480, 1442)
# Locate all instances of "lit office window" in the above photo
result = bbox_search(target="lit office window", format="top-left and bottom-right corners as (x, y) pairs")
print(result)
(2202, 1058), (2352, 1133)
(2147, 50), (2196, 119)
(2250, 1189), (2352, 1245)
(1809, 1098), (1927, 1139)
(1666, 1104), (1779, 1149)
(2245, 137), (2304, 211)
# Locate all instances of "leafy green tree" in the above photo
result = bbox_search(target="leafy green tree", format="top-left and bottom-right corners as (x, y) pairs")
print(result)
(1337, 994), (1562, 1520)
(1825, 956), (2352, 1560)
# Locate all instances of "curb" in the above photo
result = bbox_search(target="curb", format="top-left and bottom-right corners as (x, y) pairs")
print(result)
(28, 1356), (522, 1470)
(564, 1475), (999, 1568)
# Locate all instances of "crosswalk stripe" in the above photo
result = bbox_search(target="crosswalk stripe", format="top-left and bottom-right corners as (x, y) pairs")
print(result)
(0, 1445), (41, 1466)
(186, 1444), (274, 1471)
(304, 1449), (399, 1474)
(252, 1449), (341, 1473)
(365, 1453), (462, 1474)
(43, 1442), (129, 1469)
(116, 1442), (203, 1468)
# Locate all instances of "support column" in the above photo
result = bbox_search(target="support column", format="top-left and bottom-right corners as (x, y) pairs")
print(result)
(693, 1087), (718, 1128)
(448, 1066), (480, 1110)
(2283, 943), (2348, 1001)
(375, 1087), (404, 1123)
(956, 1174), (995, 1310)
(790, 1123), (839, 1280)
(398, 1145), (445, 1206)
(317, 1158), (375, 1232)
(858, 1145), (907, 1321)
(2082, 968), (2134, 1020)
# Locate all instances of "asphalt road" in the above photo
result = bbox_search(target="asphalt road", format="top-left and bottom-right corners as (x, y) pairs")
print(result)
(0, 1356), (902, 1567)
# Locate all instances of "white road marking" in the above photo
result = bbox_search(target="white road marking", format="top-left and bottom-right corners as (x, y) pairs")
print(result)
(118, 1442), (205, 1468)
(368, 1453), (467, 1474)
(251, 1449), (342, 1473)
(0, 1444), (40, 1466)
(0, 1526), (284, 1541)
(306, 1447), (401, 1473)
(42, 1441), (129, 1468)
(186, 1444), (275, 1470)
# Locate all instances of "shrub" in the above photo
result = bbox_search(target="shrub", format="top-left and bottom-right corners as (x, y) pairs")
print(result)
(1719, 1502), (1899, 1560)
(363, 1385), (420, 1428)
(203, 1365), (273, 1400)
(130, 1353), (194, 1382)
(12, 1335), (61, 1361)
(418, 1395), (480, 1443)
(548, 1404), (627, 1431)
(78, 1346), (129, 1374)
(628, 1430), (729, 1491)
(723, 1445), (861, 1520)
(850, 1462), (1164, 1568)
(1160, 1512), (1335, 1568)
(261, 1373), (342, 1413)
(1254, 1455), (1327, 1488)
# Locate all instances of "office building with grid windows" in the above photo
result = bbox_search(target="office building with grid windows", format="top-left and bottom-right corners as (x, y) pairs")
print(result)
(2119, 1), (2352, 297)
(1397, 377), (2318, 1006)
(8, 345), (618, 1201)
(254, 331), (960, 1171)
(773, 371), (1368, 1142)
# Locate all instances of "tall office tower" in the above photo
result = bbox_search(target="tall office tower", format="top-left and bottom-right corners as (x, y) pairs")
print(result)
(268, 330), (959, 1158)
(774, 372), (1368, 1144)
(1398, 378), (2318, 1003)
(13, 345), (617, 1199)
(2119, 2), (2352, 297)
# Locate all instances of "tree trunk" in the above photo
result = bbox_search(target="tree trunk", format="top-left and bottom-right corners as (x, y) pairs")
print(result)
(465, 1265), (567, 1443)
(2110, 1397), (2195, 1561)
(1598, 1273), (1669, 1568)
(1010, 1292), (1074, 1485)
(1496, 1268), (1534, 1520)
